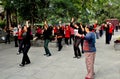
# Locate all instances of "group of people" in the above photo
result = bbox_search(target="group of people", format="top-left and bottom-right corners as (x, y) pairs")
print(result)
(37, 19), (117, 79)
(34, 19), (96, 79)
(3, 18), (118, 79)
(70, 18), (96, 79)
(14, 21), (33, 67)
(4, 21), (33, 67)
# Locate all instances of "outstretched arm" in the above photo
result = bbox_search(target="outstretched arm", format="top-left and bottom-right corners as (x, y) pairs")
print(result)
(70, 17), (76, 29)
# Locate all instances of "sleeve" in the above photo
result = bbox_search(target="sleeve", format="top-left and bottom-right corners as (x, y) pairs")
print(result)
(70, 22), (76, 29)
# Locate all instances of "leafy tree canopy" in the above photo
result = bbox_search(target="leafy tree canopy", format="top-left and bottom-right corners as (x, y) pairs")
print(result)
(1, 0), (120, 25)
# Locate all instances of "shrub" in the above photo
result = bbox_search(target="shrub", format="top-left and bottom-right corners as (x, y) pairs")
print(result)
(0, 20), (5, 29)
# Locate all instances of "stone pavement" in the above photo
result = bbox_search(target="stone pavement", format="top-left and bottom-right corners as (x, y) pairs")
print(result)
(0, 31), (120, 79)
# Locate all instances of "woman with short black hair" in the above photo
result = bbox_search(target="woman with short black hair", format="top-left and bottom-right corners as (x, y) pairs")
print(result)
(76, 25), (96, 79)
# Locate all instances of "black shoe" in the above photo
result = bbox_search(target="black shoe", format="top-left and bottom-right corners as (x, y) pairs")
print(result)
(77, 56), (81, 59)
(46, 54), (51, 57)
(17, 50), (23, 55)
(82, 51), (84, 54)
(17, 51), (22, 55)
(73, 56), (77, 58)
(44, 54), (48, 56)
(19, 64), (25, 67)
(106, 42), (110, 44)
(58, 46), (62, 51)
(25, 62), (31, 65)
(58, 49), (61, 51)
(17, 52), (20, 55)
(15, 46), (18, 47)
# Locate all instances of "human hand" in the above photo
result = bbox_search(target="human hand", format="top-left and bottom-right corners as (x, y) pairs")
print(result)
(44, 20), (47, 25)
(71, 17), (74, 22)
(26, 20), (29, 27)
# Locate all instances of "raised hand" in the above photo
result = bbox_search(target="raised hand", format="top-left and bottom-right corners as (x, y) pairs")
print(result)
(71, 17), (74, 22)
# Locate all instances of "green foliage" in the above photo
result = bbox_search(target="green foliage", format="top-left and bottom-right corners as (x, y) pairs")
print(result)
(1, 0), (120, 25)
(0, 19), (5, 29)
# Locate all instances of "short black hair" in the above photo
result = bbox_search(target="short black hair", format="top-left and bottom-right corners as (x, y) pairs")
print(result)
(86, 25), (94, 31)
(75, 22), (80, 26)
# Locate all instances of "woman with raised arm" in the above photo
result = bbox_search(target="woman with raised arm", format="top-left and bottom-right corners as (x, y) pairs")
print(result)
(70, 18), (84, 59)
(19, 23), (32, 67)
(43, 21), (53, 57)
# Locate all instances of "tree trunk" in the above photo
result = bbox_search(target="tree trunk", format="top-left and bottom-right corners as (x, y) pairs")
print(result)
(6, 9), (11, 28)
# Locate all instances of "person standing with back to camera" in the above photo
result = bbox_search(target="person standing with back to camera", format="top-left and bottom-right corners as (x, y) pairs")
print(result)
(19, 21), (32, 67)
(76, 25), (96, 79)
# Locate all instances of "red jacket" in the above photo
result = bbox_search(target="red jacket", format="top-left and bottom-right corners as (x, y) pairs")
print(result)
(109, 25), (114, 34)
(18, 30), (24, 40)
(64, 26), (71, 38)
(36, 28), (42, 34)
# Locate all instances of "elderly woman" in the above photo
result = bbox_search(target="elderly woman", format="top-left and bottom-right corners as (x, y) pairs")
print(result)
(76, 25), (96, 79)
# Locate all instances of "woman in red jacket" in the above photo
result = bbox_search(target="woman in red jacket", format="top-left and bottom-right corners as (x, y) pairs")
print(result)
(17, 26), (24, 55)
(109, 23), (114, 43)
(64, 25), (71, 46)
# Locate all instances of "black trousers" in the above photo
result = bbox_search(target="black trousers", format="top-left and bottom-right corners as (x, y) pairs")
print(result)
(109, 33), (112, 42)
(99, 30), (103, 37)
(57, 38), (63, 51)
(80, 39), (84, 53)
(14, 36), (18, 47)
(18, 40), (24, 53)
(65, 38), (69, 45)
(73, 36), (81, 57)
(21, 43), (31, 65)
(105, 33), (110, 44)
(70, 34), (74, 44)
(5, 34), (10, 44)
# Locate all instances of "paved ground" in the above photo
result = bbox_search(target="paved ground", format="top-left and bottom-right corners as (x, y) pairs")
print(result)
(0, 31), (120, 79)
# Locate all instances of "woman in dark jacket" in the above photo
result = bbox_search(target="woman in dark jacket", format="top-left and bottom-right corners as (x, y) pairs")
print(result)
(56, 26), (64, 51)
(19, 26), (32, 67)
(70, 18), (84, 59)
(43, 24), (53, 57)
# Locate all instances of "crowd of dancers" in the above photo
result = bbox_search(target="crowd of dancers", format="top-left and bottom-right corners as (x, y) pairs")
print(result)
(3, 18), (119, 79)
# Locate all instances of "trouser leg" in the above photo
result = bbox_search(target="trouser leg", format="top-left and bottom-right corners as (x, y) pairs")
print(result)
(14, 36), (18, 47)
(73, 37), (81, 57)
(21, 44), (31, 65)
(44, 39), (51, 55)
(85, 53), (95, 79)
(57, 38), (62, 51)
